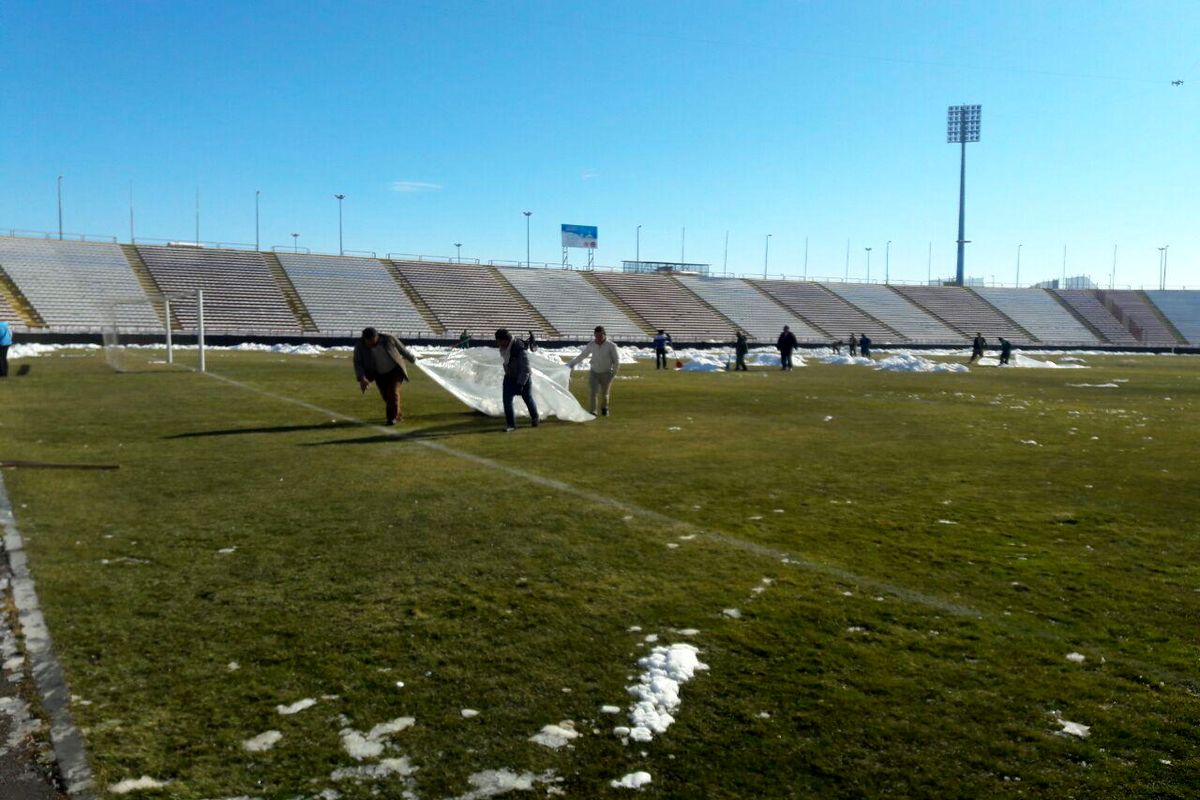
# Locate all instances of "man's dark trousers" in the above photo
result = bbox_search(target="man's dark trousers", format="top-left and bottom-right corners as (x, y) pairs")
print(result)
(0, 345), (7, 377)
(781, 351), (793, 370)
(375, 367), (405, 423)
(736, 353), (747, 371)
(655, 350), (667, 369)
(503, 377), (539, 428)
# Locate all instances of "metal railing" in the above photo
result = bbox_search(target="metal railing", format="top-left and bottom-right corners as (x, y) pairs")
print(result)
(3, 228), (117, 243)
(271, 245), (312, 255)
(136, 236), (259, 251)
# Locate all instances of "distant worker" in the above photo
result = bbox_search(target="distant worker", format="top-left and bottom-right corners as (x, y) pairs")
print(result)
(496, 328), (539, 432)
(653, 329), (672, 370)
(776, 325), (799, 371)
(458, 329), (471, 349)
(0, 319), (11, 377)
(526, 330), (538, 352)
(566, 325), (621, 416)
(848, 333), (859, 356)
(830, 339), (843, 354)
(998, 337), (1012, 365)
(734, 331), (749, 371)
(353, 327), (417, 426)
(859, 334), (872, 359)
(969, 332), (987, 363)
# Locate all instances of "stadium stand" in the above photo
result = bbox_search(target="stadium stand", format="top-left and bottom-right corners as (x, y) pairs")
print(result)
(497, 267), (646, 340)
(1143, 290), (1200, 345)
(277, 253), (433, 338)
(1049, 289), (1139, 345)
(588, 272), (737, 341)
(891, 285), (1034, 343)
(824, 283), (958, 343)
(1096, 290), (1186, 346)
(674, 275), (823, 341)
(0, 287), (21, 326)
(973, 288), (1102, 345)
(753, 280), (902, 342)
(391, 260), (552, 337)
(0, 238), (161, 330)
(137, 245), (300, 333)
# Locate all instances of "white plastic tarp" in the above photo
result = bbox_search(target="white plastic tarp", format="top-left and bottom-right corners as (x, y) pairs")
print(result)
(415, 348), (595, 422)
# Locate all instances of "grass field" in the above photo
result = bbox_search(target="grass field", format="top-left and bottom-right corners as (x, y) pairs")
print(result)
(2, 346), (1198, 799)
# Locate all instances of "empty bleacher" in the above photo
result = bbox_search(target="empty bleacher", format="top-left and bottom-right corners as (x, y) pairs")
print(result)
(0, 238), (161, 330)
(824, 283), (958, 343)
(753, 280), (901, 342)
(392, 261), (550, 338)
(1097, 290), (1184, 346)
(588, 272), (736, 341)
(137, 245), (300, 333)
(0, 291), (20, 326)
(498, 267), (645, 340)
(278, 254), (432, 338)
(1143, 291), (1200, 345)
(973, 288), (1101, 346)
(892, 286), (1034, 343)
(674, 275), (822, 341)
(1049, 290), (1138, 345)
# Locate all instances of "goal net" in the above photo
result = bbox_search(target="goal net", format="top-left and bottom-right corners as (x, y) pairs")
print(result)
(101, 291), (207, 373)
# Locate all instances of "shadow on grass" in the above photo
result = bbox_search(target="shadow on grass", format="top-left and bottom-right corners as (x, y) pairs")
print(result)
(304, 416), (508, 446)
(165, 421), (364, 439)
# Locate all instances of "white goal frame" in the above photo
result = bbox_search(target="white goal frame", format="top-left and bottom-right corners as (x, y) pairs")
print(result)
(102, 289), (206, 372)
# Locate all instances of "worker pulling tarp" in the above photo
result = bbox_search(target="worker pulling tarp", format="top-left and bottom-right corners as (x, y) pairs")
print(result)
(415, 348), (595, 423)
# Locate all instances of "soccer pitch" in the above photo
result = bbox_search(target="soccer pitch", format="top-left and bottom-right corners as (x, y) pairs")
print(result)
(2, 347), (1198, 799)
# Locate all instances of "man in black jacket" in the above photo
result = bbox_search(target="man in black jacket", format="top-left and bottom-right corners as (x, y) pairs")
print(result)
(969, 332), (987, 363)
(353, 327), (417, 425)
(777, 325), (799, 371)
(496, 328), (539, 432)
(734, 331), (749, 371)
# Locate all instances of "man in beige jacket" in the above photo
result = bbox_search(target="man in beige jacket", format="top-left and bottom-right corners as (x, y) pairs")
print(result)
(353, 327), (417, 425)
(565, 325), (620, 417)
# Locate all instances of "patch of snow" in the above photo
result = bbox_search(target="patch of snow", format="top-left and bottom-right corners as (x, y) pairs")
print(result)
(1065, 652), (1086, 663)
(451, 769), (559, 800)
(874, 353), (969, 373)
(530, 722), (579, 749)
(1068, 383), (1119, 388)
(722, 608), (741, 619)
(276, 698), (317, 715)
(1058, 719), (1091, 738)
(331, 757), (417, 782)
(624, 643), (708, 742)
(217, 546), (237, 555)
(227, 661), (240, 671)
(1019, 440), (1041, 446)
(601, 705), (622, 714)
(341, 717), (415, 760)
(676, 628), (699, 636)
(109, 776), (170, 793)
(461, 709), (479, 718)
(610, 771), (653, 789)
(937, 519), (958, 525)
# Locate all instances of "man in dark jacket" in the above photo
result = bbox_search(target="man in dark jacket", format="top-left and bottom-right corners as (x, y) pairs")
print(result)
(653, 330), (672, 369)
(859, 334), (872, 358)
(969, 332), (987, 363)
(998, 337), (1012, 365)
(353, 327), (417, 425)
(777, 325), (799, 371)
(734, 331), (749, 371)
(848, 333), (859, 356)
(496, 328), (539, 432)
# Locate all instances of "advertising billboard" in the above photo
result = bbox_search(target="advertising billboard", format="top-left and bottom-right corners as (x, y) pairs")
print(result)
(561, 224), (598, 249)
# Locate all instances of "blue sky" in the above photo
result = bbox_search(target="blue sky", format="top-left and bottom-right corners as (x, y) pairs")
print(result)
(2, 1), (1196, 288)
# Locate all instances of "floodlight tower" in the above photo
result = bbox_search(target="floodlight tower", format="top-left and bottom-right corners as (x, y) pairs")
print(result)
(947, 104), (981, 286)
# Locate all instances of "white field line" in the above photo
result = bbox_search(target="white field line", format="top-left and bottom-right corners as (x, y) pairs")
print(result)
(204, 372), (978, 618)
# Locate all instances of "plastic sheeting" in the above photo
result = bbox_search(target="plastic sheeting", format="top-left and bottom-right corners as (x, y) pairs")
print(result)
(414, 348), (596, 423)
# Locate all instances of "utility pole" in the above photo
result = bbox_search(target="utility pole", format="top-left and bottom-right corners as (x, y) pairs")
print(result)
(947, 104), (981, 286)
(57, 175), (63, 239)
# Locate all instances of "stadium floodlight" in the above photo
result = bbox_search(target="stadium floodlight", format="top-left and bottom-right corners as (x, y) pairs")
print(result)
(885, 240), (891, 283)
(763, 234), (772, 279)
(636, 225), (642, 264)
(947, 104), (981, 286)
(454, 242), (462, 263)
(865, 247), (872, 282)
(335, 194), (346, 255)
(291, 232), (299, 253)
(255, 190), (261, 251)
(523, 211), (532, 267)
(1016, 244), (1023, 286)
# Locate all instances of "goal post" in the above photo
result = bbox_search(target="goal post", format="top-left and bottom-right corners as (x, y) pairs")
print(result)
(101, 289), (206, 373)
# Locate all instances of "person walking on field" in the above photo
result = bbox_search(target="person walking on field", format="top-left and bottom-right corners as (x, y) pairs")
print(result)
(652, 329), (672, 370)
(998, 337), (1012, 365)
(496, 329), (539, 432)
(969, 332), (987, 363)
(566, 325), (620, 416)
(848, 333), (859, 357)
(0, 320), (11, 377)
(859, 334), (872, 358)
(777, 325), (799, 371)
(734, 330), (749, 371)
(353, 327), (417, 426)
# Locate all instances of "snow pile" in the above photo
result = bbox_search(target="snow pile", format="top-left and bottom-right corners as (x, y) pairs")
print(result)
(874, 353), (968, 373)
(1065, 652), (1086, 663)
(275, 698), (317, 715)
(529, 722), (580, 749)
(820, 353), (874, 367)
(109, 776), (170, 793)
(451, 769), (560, 800)
(9, 342), (84, 359)
(611, 771), (653, 789)
(242, 730), (282, 752)
(1057, 719), (1091, 738)
(623, 644), (708, 742)
(679, 353), (727, 372)
(415, 348), (594, 422)
(227, 342), (325, 355)
(340, 717), (416, 760)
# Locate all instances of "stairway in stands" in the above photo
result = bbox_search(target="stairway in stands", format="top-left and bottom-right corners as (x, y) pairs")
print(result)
(119, 244), (177, 330)
(382, 259), (446, 336)
(262, 252), (320, 333)
(579, 272), (655, 335)
(0, 262), (47, 328)
(488, 267), (561, 337)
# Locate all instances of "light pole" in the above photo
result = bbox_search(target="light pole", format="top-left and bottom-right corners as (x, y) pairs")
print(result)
(255, 190), (261, 251)
(523, 211), (532, 267)
(334, 194), (346, 255)
(844, 238), (850, 280)
(291, 232), (299, 253)
(1061, 244), (1067, 288)
(129, 180), (135, 243)
(947, 104), (981, 286)
(803, 236), (809, 279)
(57, 175), (63, 239)
(763, 234), (772, 279)
(1158, 245), (1169, 290)
(1162, 244), (1169, 289)
(1110, 244), (1117, 289)
(636, 224), (642, 264)
(681, 227), (685, 264)
(927, 241), (932, 284)
(865, 247), (872, 282)
(455, 242), (462, 263)
(885, 240), (891, 284)
(1016, 244), (1023, 287)
(723, 230), (729, 273)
